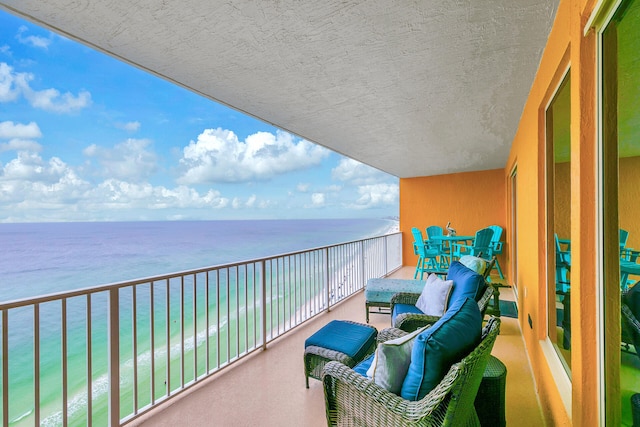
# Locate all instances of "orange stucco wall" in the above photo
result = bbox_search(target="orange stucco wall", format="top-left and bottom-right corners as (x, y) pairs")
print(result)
(399, 169), (506, 269)
(399, 0), (604, 425)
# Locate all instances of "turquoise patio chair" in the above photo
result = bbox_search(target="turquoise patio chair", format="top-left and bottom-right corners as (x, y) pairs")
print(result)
(451, 227), (494, 262)
(486, 225), (505, 279)
(411, 227), (439, 280)
(426, 225), (449, 268)
(620, 228), (632, 260)
(554, 234), (571, 349)
(554, 234), (571, 294)
(621, 228), (629, 249)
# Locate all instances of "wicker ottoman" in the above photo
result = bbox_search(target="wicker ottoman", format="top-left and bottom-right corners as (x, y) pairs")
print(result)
(474, 355), (507, 427)
(364, 278), (427, 322)
(304, 320), (377, 388)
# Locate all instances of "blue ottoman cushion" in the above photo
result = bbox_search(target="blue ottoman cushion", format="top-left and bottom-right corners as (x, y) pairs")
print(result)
(305, 320), (377, 362)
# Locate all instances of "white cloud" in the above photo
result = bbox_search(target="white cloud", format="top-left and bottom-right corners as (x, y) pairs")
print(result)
(83, 139), (158, 182)
(16, 26), (52, 50)
(0, 62), (21, 102)
(22, 85), (92, 113)
(0, 138), (42, 153)
(231, 194), (258, 209)
(178, 128), (330, 184)
(0, 120), (42, 139)
(351, 183), (399, 209)
(1, 151), (72, 182)
(0, 151), (230, 220)
(85, 180), (228, 210)
(0, 62), (91, 113)
(311, 193), (325, 206)
(117, 121), (141, 132)
(0, 152), (91, 205)
(332, 158), (390, 185)
(297, 183), (309, 192)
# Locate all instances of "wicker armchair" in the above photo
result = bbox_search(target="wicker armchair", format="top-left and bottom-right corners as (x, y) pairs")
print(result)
(322, 317), (501, 426)
(391, 257), (496, 332)
(391, 285), (494, 332)
(622, 286), (640, 361)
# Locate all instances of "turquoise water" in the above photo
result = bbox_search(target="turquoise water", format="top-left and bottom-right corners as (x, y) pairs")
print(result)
(0, 219), (397, 425)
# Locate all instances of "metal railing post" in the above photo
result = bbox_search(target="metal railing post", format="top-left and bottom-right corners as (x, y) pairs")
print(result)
(360, 240), (365, 287)
(108, 288), (120, 427)
(384, 235), (388, 275)
(2, 310), (8, 427)
(261, 260), (267, 350)
(324, 247), (330, 312)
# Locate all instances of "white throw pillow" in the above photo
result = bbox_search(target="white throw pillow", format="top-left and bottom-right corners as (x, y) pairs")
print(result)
(366, 325), (429, 394)
(459, 255), (488, 276)
(415, 273), (453, 316)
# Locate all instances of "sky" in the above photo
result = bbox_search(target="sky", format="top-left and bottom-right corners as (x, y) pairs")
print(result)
(0, 10), (399, 223)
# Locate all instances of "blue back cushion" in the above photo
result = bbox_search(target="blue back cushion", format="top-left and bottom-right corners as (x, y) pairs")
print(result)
(304, 320), (377, 362)
(400, 297), (482, 401)
(447, 261), (486, 305)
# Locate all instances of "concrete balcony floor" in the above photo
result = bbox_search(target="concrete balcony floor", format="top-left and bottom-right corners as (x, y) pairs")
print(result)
(132, 267), (544, 426)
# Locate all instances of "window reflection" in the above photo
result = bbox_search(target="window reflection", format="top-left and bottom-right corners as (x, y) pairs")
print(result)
(547, 73), (571, 373)
(602, 0), (640, 424)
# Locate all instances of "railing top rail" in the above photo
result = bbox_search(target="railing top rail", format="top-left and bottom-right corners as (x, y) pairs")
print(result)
(1, 231), (400, 310)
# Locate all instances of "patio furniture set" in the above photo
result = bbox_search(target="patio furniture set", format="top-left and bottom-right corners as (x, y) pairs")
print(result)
(413, 224), (505, 281)
(304, 255), (506, 426)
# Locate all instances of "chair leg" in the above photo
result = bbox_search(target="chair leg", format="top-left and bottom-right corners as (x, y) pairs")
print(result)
(494, 259), (504, 279)
(414, 256), (423, 279)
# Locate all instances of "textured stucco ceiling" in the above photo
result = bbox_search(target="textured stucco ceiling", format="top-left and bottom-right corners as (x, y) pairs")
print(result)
(0, 0), (558, 178)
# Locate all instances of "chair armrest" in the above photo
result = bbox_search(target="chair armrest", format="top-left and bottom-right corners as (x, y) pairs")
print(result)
(377, 327), (410, 342)
(477, 285), (494, 316)
(393, 313), (439, 332)
(621, 248), (640, 262)
(452, 242), (473, 251)
(390, 292), (421, 307)
(482, 256), (496, 279)
(491, 241), (503, 252)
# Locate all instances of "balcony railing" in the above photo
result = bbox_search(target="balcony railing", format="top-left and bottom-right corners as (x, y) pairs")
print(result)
(0, 232), (402, 426)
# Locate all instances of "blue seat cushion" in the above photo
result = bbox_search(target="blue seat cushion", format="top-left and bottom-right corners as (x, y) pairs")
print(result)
(447, 261), (487, 305)
(353, 353), (375, 377)
(400, 297), (482, 401)
(305, 320), (377, 362)
(391, 303), (424, 324)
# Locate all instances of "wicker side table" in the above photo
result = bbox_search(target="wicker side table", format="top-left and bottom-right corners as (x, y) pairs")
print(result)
(304, 320), (377, 388)
(474, 355), (507, 427)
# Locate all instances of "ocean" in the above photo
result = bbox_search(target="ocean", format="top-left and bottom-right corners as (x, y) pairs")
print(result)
(0, 218), (398, 426)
